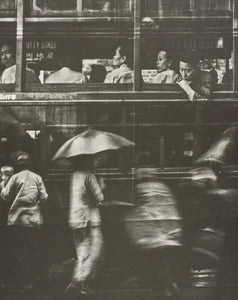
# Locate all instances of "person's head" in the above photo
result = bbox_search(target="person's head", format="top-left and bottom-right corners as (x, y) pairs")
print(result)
(90, 64), (107, 83)
(16, 152), (30, 171)
(1, 166), (14, 184)
(0, 44), (15, 68)
(113, 45), (132, 68)
(56, 45), (81, 72)
(156, 49), (173, 73)
(72, 155), (94, 171)
(179, 49), (199, 81)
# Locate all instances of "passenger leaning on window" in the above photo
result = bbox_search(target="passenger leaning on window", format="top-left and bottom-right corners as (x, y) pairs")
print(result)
(0, 44), (40, 84)
(153, 49), (178, 84)
(104, 45), (134, 84)
(177, 49), (214, 101)
(45, 47), (84, 84)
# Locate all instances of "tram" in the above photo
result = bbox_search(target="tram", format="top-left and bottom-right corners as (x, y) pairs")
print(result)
(0, 0), (238, 296)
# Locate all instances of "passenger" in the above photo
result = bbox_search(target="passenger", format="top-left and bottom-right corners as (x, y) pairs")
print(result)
(200, 58), (218, 84)
(153, 49), (178, 84)
(65, 156), (105, 295)
(1, 44), (40, 84)
(177, 49), (214, 100)
(45, 47), (84, 84)
(104, 45), (134, 83)
(90, 64), (107, 83)
(1, 153), (48, 293)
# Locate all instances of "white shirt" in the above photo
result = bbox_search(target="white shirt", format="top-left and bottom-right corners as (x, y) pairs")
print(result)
(1, 64), (16, 84)
(104, 64), (134, 84)
(1, 64), (40, 84)
(45, 67), (84, 84)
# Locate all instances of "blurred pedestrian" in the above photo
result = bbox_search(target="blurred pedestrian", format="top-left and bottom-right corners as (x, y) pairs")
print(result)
(1, 153), (48, 293)
(65, 156), (105, 295)
(124, 166), (183, 296)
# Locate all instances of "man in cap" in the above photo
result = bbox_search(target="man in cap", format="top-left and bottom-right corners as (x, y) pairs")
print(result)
(1, 152), (47, 293)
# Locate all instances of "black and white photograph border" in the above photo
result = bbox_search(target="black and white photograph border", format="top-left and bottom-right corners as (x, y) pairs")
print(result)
(0, 1), (237, 299)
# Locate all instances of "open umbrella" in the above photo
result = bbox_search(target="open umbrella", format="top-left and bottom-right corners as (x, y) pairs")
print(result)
(195, 126), (238, 168)
(52, 128), (135, 160)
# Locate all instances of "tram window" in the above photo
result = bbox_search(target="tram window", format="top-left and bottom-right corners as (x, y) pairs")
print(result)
(31, 0), (132, 15)
(32, 0), (77, 11)
(196, 0), (232, 12)
(142, 0), (190, 16)
(141, 36), (233, 90)
(83, 0), (131, 12)
(25, 38), (133, 89)
(0, 0), (15, 11)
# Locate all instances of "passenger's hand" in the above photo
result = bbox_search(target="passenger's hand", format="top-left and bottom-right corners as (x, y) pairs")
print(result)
(177, 79), (191, 88)
(177, 79), (194, 101)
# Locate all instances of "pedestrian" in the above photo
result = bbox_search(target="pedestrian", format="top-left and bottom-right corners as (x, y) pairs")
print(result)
(124, 166), (183, 297)
(1, 153), (48, 293)
(65, 155), (105, 295)
(0, 166), (14, 291)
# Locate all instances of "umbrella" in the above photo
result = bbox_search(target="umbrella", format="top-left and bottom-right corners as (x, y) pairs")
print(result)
(52, 128), (135, 160)
(195, 126), (238, 168)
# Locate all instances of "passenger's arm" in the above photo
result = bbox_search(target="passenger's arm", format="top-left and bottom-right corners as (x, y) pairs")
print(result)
(38, 177), (48, 204)
(1, 176), (15, 203)
(88, 174), (104, 204)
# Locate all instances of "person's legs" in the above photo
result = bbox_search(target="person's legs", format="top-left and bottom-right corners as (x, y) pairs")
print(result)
(72, 227), (91, 284)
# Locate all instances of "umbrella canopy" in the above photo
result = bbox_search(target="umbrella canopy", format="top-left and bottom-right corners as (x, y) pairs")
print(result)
(52, 128), (135, 160)
(195, 126), (238, 167)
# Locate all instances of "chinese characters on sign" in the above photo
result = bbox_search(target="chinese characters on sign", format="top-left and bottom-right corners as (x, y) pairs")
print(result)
(26, 41), (57, 62)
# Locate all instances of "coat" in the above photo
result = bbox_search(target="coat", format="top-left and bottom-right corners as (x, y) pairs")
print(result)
(1, 170), (48, 227)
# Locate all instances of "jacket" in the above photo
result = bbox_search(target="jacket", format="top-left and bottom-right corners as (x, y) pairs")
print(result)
(1, 170), (48, 227)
